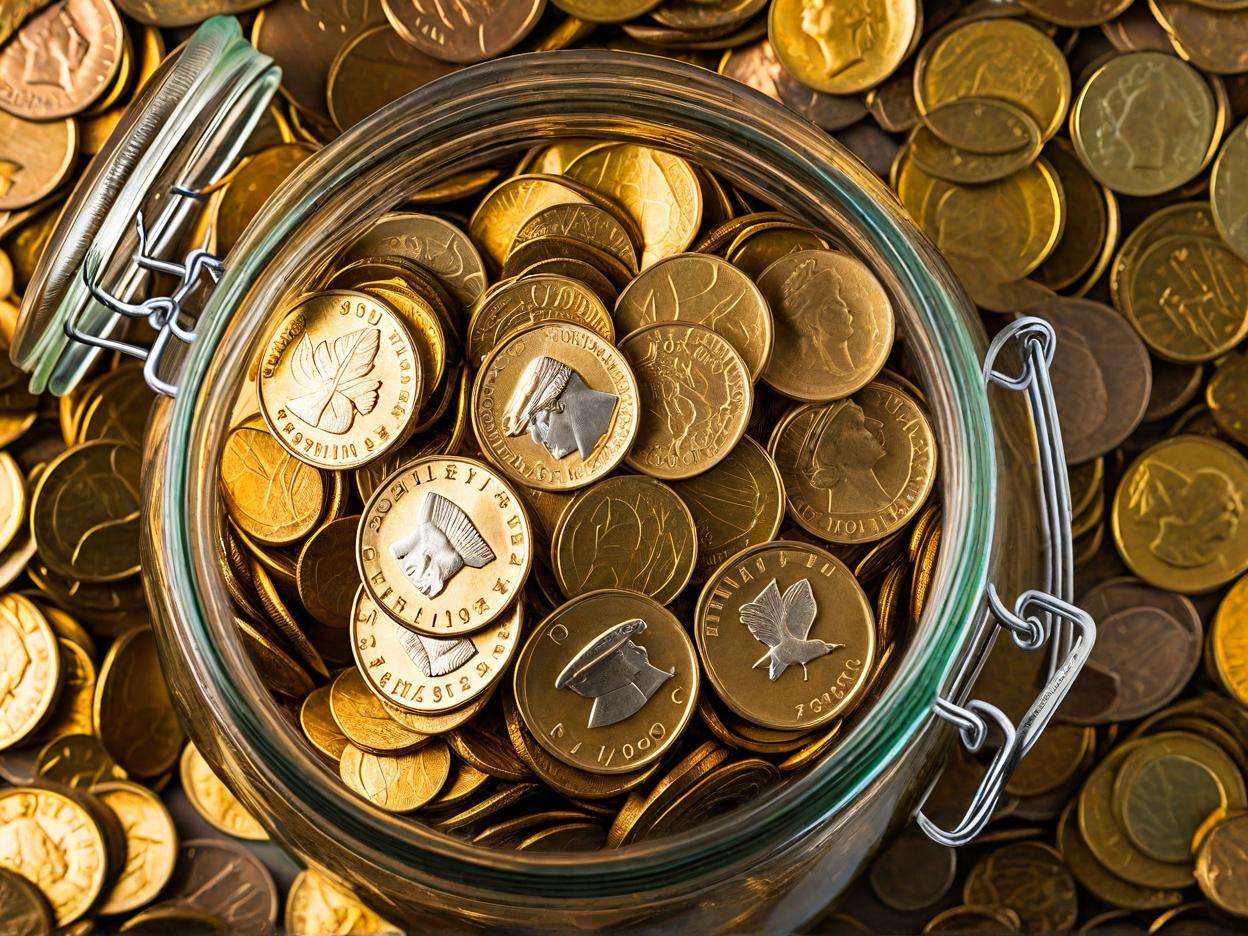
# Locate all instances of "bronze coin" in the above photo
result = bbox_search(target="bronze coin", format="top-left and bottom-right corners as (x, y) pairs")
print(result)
(162, 839), (279, 933)
(869, 825), (958, 912)
(962, 841), (1079, 933)
(381, 0), (546, 63)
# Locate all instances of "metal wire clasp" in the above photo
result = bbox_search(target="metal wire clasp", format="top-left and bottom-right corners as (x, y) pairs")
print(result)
(67, 187), (222, 398)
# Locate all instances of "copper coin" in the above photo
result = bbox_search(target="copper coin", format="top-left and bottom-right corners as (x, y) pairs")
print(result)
(162, 839), (279, 933)
(381, 0), (546, 64)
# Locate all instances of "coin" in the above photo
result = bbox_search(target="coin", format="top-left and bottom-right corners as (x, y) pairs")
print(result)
(512, 202), (639, 276)
(29, 439), (141, 582)
(92, 780), (178, 916)
(548, 0), (660, 21)
(907, 102), (1043, 186)
(221, 422), (325, 547)
(1209, 352), (1248, 446)
(1057, 802), (1183, 912)
(0, 866), (53, 935)
(118, 901), (229, 932)
(1033, 139), (1118, 294)
(466, 274), (614, 367)
(0, 593), (59, 752)
(299, 684), (349, 761)
(34, 732), (124, 786)
(513, 589), (698, 774)
(1152, 0), (1248, 76)
(640, 756), (780, 841)
(1195, 811), (1248, 917)
(620, 321), (752, 480)
(32, 638), (93, 742)
(382, 0), (546, 63)
(93, 627), (182, 778)
(162, 839), (279, 932)
(1112, 435), (1248, 593)
(295, 516), (362, 630)
(0, 786), (108, 926)
(179, 742), (269, 842)
(695, 540), (876, 730)
(215, 144), (314, 256)
(258, 290), (423, 471)
(339, 738), (451, 812)
(285, 869), (398, 936)
(328, 667), (429, 754)
(326, 23), (457, 131)
(755, 249), (893, 402)
(469, 174), (594, 270)
(473, 321), (639, 491)
(869, 825), (958, 912)
(0, 113), (76, 213)
(0, 454), (23, 559)
(962, 841), (1079, 933)
(768, 0), (918, 95)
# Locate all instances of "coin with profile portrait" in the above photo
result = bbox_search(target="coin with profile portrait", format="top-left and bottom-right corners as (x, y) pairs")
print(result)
(768, 382), (936, 544)
(755, 249), (894, 402)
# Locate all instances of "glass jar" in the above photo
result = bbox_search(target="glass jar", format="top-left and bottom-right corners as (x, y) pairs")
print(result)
(17, 18), (1093, 933)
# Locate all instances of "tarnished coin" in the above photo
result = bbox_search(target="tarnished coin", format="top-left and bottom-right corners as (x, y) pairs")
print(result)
(768, 0), (918, 95)
(513, 589), (699, 775)
(163, 839), (279, 933)
(962, 842), (1079, 933)
(0, 593), (59, 752)
(923, 905), (1022, 933)
(1112, 435), (1248, 593)
(755, 249), (893, 402)
(469, 174), (593, 270)
(326, 24), (457, 131)
(671, 435), (785, 582)
(1213, 117), (1248, 264)
(352, 586), (521, 714)
(221, 422), (326, 547)
(92, 780), (178, 916)
(695, 540), (876, 731)
(0, 786), (108, 926)
(0, 866), (53, 936)
(869, 826), (958, 912)
(285, 870), (399, 936)
(1151, 0), (1248, 76)
(357, 455), (532, 636)
(93, 627), (182, 778)
(614, 253), (773, 380)
(179, 742), (269, 842)
(0, 0), (123, 119)
(907, 102), (1043, 186)
(620, 321), (752, 480)
(548, 0), (661, 22)
(118, 901), (229, 932)
(0, 113), (76, 212)
(1209, 352), (1248, 447)
(29, 439), (141, 583)
(552, 474), (697, 604)
(473, 322), (639, 491)
(382, 0), (546, 63)
(769, 382), (936, 544)
(34, 732), (124, 787)
(1057, 803), (1183, 912)
(258, 290), (423, 471)
(1033, 138), (1118, 294)
(467, 274), (614, 366)
(73, 362), (153, 448)
(639, 756), (780, 841)
(339, 738), (451, 812)
(1195, 811), (1248, 918)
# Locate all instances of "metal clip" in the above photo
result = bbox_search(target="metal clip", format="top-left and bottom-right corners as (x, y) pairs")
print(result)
(916, 317), (1096, 848)
(67, 188), (222, 398)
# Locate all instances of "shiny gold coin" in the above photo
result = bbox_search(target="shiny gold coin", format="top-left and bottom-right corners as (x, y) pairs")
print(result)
(620, 321), (752, 480)
(549, 0), (660, 21)
(907, 101), (1043, 185)
(0, 593), (59, 752)
(0, 786), (108, 927)
(769, 382), (936, 544)
(29, 439), (141, 583)
(94, 627), (182, 778)
(430, 760), (491, 807)
(466, 274), (614, 367)
(0, 866), (53, 936)
(0, 113), (76, 212)
(695, 540), (876, 730)
(473, 321), (639, 492)
(755, 249), (893, 401)
(215, 143), (314, 255)
(92, 780), (178, 916)
(1112, 435), (1248, 593)
(352, 586), (521, 714)
(338, 738), (451, 813)
(34, 733), (125, 787)
(32, 638), (95, 743)
(326, 24), (456, 131)
(614, 253), (773, 381)
(725, 221), (833, 280)
(285, 869), (399, 936)
(1195, 811), (1248, 918)
(296, 516), (362, 630)
(328, 668), (429, 754)
(381, 686), (492, 735)
(0, 451), (25, 556)
(236, 618), (315, 700)
(73, 362), (152, 448)
(382, 0), (546, 63)
(512, 202), (639, 276)
(564, 143), (702, 269)
(513, 589), (699, 775)
(250, 560), (329, 679)
(768, 0), (919, 95)
(640, 756), (780, 841)
(258, 290), (423, 471)
(179, 742), (269, 842)
(299, 684), (349, 761)
(1072, 52), (1217, 197)
(1033, 138), (1119, 294)
(552, 474), (697, 605)
(357, 455), (532, 636)
(221, 422), (326, 547)
(1213, 576), (1248, 707)
(469, 173), (593, 270)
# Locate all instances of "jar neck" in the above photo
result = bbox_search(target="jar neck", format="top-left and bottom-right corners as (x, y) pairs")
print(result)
(150, 51), (995, 899)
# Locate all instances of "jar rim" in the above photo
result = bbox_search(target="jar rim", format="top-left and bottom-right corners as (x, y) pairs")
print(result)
(151, 49), (995, 899)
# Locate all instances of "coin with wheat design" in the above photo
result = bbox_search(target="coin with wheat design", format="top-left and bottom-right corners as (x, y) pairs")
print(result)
(258, 290), (423, 471)
(695, 540), (876, 730)
(358, 455), (533, 637)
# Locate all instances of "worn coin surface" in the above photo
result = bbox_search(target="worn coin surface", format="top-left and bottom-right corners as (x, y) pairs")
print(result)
(296, 515), (361, 630)
(962, 841), (1079, 933)
(326, 23), (457, 131)
(1195, 811), (1248, 918)
(92, 780), (178, 916)
(339, 738), (451, 812)
(869, 826), (958, 912)
(162, 839), (279, 932)
(0, 866), (53, 935)
(382, 0), (546, 63)
(513, 589), (699, 774)
(695, 540), (876, 730)
(328, 667), (429, 754)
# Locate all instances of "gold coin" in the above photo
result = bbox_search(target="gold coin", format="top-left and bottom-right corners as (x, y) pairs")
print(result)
(468, 173), (593, 270)
(357, 455), (532, 636)
(466, 274), (614, 367)
(755, 249), (893, 402)
(179, 742), (269, 842)
(1210, 352), (1248, 446)
(434, 781), (540, 831)
(250, 560), (330, 679)
(1112, 435), (1248, 593)
(285, 869), (398, 936)
(1195, 811), (1248, 918)
(620, 321), (752, 480)
(328, 668), (429, 754)
(352, 586), (522, 714)
(549, 0), (661, 22)
(326, 24), (456, 131)
(768, 0), (918, 95)
(383, 0), (546, 62)
(296, 516), (362, 630)
(695, 540), (876, 731)
(220, 422), (326, 547)
(512, 202), (639, 275)
(0, 866), (54, 936)
(1057, 803), (1183, 912)
(1033, 138), (1119, 294)
(258, 290), (423, 470)
(430, 760), (491, 808)
(552, 474), (697, 604)
(564, 143), (702, 269)
(29, 439), (141, 583)
(0, 786), (108, 926)
(33, 638), (95, 743)
(0, 113), (77, 212)
(473, 321), (639, 492)
(769, 382), (936, 544)
(118, 901), (229, 932)
(640, 756), (780, 841)
(446, 716), (532, 781)
(34, 733), (125, 787)
(74, 362), (152, 448)
(607, 741), (729, 846)
(338, 738), (451, 813)
(513, 589), (699, 775)
(1071, 52), (1216, 197)
(92, 780), (178, 916)
(238, 614), (317, 699)
(613, 253), (773, 380)
(94, 627), (183, 778)
(1124, 233), (1248, 363)
(1213, 576), (1248, 707)
(0, 593), (59, 752)
(725, 222), (833, 280)
(0, 450), (25, 556)
(908, 99), (1043, 185)
(215, 144), (314, 255)
(381, 686), (492, 735)
(1213, 117), (1248, 264)
(299, 684), (349, 761)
